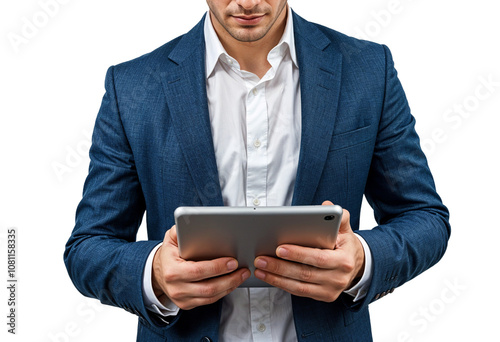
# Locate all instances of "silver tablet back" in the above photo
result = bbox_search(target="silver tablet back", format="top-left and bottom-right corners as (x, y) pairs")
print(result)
(175, 205), (343, 287)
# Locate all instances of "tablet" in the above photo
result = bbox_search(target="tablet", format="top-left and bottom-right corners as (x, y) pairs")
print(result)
(175, 205), (343, 287)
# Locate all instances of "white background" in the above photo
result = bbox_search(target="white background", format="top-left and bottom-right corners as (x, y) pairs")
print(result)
(1, 0), (499, 341)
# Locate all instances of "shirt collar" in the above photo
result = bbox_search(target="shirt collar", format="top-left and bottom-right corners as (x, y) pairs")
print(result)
(204, 6), (298, 78)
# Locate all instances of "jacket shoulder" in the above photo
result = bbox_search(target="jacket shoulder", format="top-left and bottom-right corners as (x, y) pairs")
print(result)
(110, 14), (205, 79)
(110, 35), (184, 81)
(317, 23), (381, 50)
(293, 12), (387, 69)
(319, 23), (390, 78)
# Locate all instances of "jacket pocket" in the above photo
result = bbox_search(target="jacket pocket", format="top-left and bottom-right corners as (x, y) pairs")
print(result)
(329, 125), (372, 151)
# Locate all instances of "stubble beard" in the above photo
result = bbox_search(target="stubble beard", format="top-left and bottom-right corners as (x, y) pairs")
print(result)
(212, 2), (287, 43)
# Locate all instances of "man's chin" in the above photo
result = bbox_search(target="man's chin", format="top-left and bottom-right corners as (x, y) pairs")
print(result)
(228, 27), (270, 43)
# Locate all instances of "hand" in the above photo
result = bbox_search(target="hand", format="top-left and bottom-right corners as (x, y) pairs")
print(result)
(253, 201), (365, 302)
(152, 225), (251, 310)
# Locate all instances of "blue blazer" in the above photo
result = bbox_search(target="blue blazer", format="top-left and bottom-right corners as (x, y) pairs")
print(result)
(64, 11), (450, 342)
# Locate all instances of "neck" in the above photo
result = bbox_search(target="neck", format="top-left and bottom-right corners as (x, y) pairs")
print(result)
(211, 6), (288, 78)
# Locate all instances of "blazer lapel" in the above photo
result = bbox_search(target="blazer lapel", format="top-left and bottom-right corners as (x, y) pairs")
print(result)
(291, 12), (343, 205)
(160, 15), (224, 206)
(158, 12), (342, 207)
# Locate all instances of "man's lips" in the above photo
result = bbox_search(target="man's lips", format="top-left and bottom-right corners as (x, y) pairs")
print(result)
(232, 15), (265, 25)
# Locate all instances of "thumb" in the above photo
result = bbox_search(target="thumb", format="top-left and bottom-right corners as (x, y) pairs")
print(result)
(322, 201), (351, 234)
(339, 209), (352, 234)
(166, 225), (178, 246)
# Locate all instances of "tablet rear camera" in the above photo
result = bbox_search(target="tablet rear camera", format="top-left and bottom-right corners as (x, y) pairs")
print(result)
(324, 215), (335, 221)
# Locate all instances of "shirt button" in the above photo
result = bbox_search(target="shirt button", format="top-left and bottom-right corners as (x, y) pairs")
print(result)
(254, 140), (261, 148)
(252, 88), (258, 96)
(253, 198), (260, 206)
(257, 323), (266, 332)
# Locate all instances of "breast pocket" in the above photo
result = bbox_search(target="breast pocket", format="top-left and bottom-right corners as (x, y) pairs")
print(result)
(329, 125), (372, 152)
(316, 125), (374, 209)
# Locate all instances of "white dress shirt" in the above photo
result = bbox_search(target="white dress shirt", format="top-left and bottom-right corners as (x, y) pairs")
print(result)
(142, 7), (373, 341)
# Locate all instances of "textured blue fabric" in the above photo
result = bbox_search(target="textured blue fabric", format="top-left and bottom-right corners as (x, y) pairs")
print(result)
(64, 11), (450, 342)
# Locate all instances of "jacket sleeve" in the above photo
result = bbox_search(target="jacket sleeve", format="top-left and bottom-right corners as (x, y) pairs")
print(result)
(349, 45), (451, 310)
(63, 66), (164, 326)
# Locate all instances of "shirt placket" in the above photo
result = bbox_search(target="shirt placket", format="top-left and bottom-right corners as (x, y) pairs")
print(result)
(245, 78), (268, 207)
(250, 288), (273, 341)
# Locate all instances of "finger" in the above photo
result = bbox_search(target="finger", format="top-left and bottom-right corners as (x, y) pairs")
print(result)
(186, 268), (250, 298)
(168, 268), (250, 309)
(274, 245), (335, 269)
(254, 268), (339, 302)
(320, 201), (351, 234)
(160, 230), (243, 282)
(339, 209), (352, 234)
(171, 257), (242, 282)
(255, 256), (323, 284)
(166, 225), (178, 246)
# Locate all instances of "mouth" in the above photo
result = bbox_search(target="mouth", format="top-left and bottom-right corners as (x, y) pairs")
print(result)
(232, 15), (265, 26)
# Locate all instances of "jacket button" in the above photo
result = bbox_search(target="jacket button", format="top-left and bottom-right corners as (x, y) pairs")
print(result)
(201, 337), (212, 342)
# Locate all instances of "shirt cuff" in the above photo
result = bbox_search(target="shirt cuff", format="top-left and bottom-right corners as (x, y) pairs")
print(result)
(343, 233), (373, 302)
(142, 243), (180, 317)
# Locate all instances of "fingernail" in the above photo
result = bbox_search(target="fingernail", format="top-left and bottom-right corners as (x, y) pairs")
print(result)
(277, 247), (288, 257)
(255, 258), (267, 269)
(255, 270), (266, 280)
(227, 260), (237, 271)
(242, 270), (250, 281)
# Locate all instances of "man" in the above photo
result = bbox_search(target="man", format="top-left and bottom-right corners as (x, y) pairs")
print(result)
(64, 1), (451, 341)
